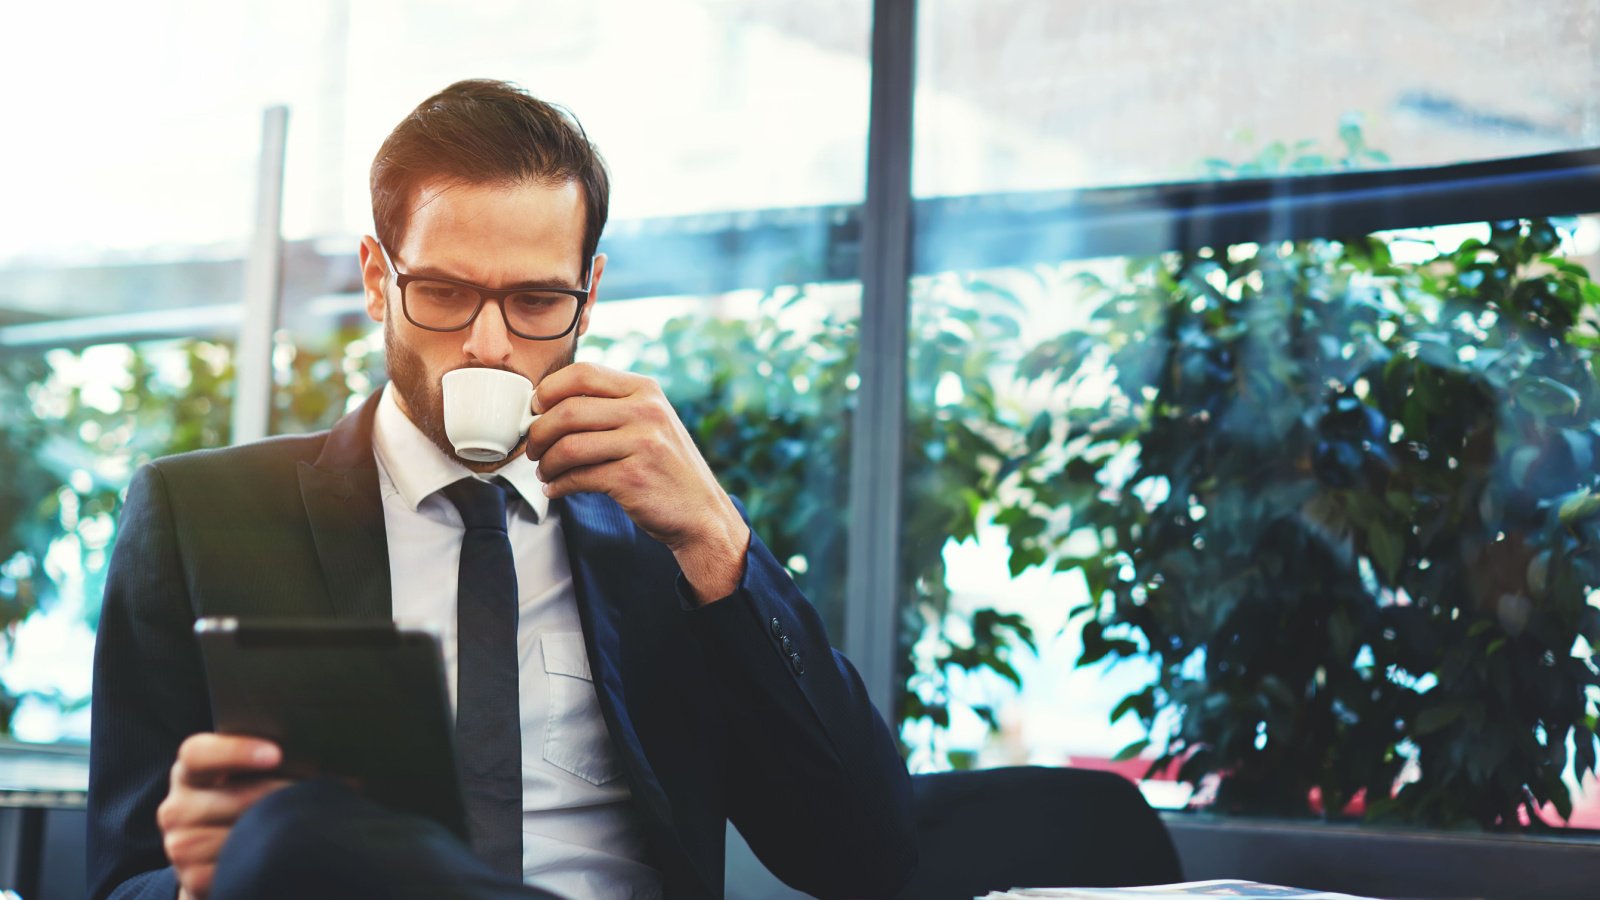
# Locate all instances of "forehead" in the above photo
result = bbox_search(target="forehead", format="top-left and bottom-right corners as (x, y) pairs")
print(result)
(395, 178), (586, 284)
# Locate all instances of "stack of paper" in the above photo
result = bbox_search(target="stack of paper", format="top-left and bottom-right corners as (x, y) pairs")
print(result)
(980, 879), (1381, 899)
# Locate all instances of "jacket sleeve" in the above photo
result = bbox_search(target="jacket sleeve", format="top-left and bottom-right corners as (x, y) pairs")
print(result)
(679, 526), (917, 899)
(88, 463), (211, 900)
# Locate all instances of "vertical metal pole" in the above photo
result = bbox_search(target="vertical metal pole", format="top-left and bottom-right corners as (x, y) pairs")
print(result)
(845, 0), (917, 716)
(231, 105), (289, 445)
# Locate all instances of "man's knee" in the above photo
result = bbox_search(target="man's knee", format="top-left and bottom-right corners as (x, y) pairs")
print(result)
(212, 779), (386, 899)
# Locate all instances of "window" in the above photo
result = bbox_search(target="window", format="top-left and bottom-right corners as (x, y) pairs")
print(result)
(906, 0), (1600, 832)
(5, 0), (1599, 859)
(0, 0), (873, 741)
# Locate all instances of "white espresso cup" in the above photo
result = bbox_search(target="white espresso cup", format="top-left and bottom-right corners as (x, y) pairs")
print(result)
(441, 368), (537, 463)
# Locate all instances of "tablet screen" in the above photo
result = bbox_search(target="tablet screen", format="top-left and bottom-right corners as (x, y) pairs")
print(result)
(195, 617), (469, 842)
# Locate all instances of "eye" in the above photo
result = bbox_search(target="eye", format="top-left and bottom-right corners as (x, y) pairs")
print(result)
(508, 291), (569, 311)
(412, 281), (473, 303)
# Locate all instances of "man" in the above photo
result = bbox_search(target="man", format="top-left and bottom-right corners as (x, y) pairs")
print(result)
(88, 79), (916, 900)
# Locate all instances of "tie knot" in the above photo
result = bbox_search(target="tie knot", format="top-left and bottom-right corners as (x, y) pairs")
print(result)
(442, 477), (513, 531)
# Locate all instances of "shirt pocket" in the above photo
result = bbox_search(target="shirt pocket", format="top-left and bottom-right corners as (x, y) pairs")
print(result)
(540, 632), (624, 786)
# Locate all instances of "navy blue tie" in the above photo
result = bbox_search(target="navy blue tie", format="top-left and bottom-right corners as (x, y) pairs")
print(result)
(442, 477), (522, 877)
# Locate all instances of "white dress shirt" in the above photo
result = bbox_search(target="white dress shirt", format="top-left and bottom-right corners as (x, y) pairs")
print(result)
(371, 384), (662, 899)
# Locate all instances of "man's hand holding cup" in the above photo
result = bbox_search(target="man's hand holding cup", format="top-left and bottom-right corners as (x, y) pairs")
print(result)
(522, 362), (749, 604)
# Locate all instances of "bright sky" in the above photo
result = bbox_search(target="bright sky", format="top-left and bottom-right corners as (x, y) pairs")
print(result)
(1, 0), (1095, 266)
(0, 0), (875, 262)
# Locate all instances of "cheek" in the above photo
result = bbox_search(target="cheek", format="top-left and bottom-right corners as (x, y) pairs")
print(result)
(399, 324), (470, 373)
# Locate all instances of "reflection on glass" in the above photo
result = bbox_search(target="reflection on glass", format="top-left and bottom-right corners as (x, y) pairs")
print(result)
(903, 213), (1600, 831)
(0, 1), (872, 747)
(914, 0), (1600, 195)
(0, 340), (238, 742)
(584, 285), (861, 640)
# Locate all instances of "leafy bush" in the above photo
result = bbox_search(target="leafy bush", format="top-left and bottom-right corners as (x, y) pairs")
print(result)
(0, 332), (378, 734)
(5, 200), (1597, 835)
(1, 302), (1036, 757)
(592, 286), (1036, 762)
(0, 341), (236, 732)
(1008, 219), (1600, 827)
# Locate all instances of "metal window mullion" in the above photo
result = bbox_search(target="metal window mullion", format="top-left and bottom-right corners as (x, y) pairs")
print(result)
(230, 105), (290, 445)
(844, 0), (917, 716)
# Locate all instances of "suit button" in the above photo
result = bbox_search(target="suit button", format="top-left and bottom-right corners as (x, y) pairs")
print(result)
(789, 652), (805, 675)
(780, 636), (794, 655)
(769, 617), (785, 638)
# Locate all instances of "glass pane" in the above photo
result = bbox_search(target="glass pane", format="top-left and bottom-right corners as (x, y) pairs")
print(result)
(0, 1), (871, 746)
(1, 339), (237, 742)
(914, 0), (1600, 196)
(272, 280), (862, 644)
(582, 285), (861, 641)
(2, 0), (871, 322)
(903, 210), (1600, 832)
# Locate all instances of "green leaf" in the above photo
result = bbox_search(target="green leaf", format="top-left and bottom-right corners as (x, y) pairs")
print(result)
(1026, 411), (1052, 454)
(1558, 488), (1600, 524)
(1112, 739), (1151, 762)
(1079, 620), (1110, 666)
(1109, 689), (1155, 725)
(1508, 445), (1541, 490)
(1415, 703), (1467, 736)
(1547, 768), (1574, 822)
(1512, 375), (1582, 418)
(1367, 521), (1403, 581)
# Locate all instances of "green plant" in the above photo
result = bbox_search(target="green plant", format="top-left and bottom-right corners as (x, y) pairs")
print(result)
(0, 329), (382, 736)
(0, 340), (236, 733)
(594, 286), (1035, 763)
(0, 353), (56, 731)
(1007, 216), (1600, 828)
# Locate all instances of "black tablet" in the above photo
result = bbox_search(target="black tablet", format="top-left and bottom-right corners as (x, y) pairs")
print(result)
(194, 617), (469, 842)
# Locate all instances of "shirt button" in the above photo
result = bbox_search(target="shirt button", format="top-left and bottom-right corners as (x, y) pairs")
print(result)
(780, 636), (794, 655)
(769, 617), (785, 638)
(789, 652), (805, 676)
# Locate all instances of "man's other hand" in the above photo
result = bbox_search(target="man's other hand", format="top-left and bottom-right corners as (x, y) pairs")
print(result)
(526, 362), (749, 603)
(158, 734), (292, 900)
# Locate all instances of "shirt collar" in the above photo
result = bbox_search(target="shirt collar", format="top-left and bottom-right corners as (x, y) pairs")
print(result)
(372, 383), (550, 522)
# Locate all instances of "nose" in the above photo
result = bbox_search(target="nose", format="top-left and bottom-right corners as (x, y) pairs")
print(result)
(462, 299), (514, 366)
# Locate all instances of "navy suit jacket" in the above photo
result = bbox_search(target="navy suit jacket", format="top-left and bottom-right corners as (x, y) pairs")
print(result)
(87, 392), (916, 899)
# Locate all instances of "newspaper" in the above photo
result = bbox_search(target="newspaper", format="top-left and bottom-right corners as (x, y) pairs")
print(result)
(980, 879), (1381, 899)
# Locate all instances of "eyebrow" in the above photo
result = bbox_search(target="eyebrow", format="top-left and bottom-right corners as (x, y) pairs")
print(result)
(404, 262), (583, 290)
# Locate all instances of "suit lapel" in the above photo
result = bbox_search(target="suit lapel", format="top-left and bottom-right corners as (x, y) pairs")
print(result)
(299, 392), (392, 620)
(557, 493), (674, 828)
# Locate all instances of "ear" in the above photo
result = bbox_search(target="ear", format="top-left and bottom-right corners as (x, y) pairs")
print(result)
(576, 252), (606, 337)
(359, 236), (389, 324)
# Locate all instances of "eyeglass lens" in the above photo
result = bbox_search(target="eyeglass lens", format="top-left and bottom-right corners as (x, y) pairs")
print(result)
(404, 281), (579, 338)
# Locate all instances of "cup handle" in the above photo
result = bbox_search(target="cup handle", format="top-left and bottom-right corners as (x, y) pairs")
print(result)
(520, 408), (537, 432)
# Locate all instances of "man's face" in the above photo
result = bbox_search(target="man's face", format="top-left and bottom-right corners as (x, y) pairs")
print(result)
(358, 178), (605, 469)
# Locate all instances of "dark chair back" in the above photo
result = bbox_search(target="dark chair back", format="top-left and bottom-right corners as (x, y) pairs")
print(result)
(893, 766), (1182, 900)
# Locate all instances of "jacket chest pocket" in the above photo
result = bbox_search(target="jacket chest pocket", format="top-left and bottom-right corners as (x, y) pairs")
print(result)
(539, 632), (623, 786)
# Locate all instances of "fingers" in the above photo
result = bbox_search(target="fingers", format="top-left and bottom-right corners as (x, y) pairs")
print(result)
(534, 429), (635, 483)
(160, 773), (292, 830)
(532, 362), (654, 413)
(542, 460), (630, 500)
(173, 734), (281, 787)
(166, 826), (227, 895)
(161, 736), (294, 900)
(177, 862), (217, 900)
(524, 395), (631, 461)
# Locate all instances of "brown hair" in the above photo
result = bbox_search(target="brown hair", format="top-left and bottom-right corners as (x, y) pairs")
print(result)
(370, 79), (610, 274)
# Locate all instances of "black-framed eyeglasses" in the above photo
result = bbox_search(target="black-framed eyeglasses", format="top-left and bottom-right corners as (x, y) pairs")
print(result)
(377, 242), (595, 341)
